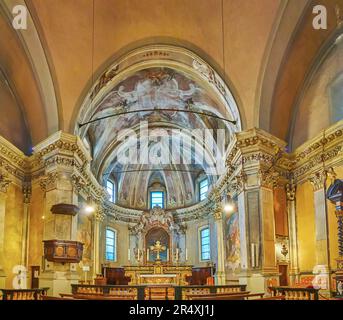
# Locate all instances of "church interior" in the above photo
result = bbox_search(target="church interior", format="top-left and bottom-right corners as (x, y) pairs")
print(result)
(0, 0), (343, 301)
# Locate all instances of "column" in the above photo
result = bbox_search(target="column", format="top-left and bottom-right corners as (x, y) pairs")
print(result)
(286, 183), (300, 284)
(237, 172), (278, 294)
(0, 174), (11, 287)
(326, 179), (343, 298)
(93, 207), (105, 277)
(213, 205), (226, 285)
(21, 183), (31, 270)
(309, 171), (331, 295)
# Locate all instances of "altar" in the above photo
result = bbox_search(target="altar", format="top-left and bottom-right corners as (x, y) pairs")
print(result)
(124, 264), (192, 285)
(138, 274), (178, 285)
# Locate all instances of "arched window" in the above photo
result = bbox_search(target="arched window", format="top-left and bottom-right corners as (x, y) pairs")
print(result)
(199, 226), (211, 261)
(150, 191), (164, 209)
(105, 228), (117, 261)
(199, 178), (209, 201)
(106, 180), (116, 203)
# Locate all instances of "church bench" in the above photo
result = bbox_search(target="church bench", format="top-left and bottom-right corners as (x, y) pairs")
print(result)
(268, 286), (320, 300)
(186, 291), (251, 300)
(255, 295), (286, 300)
(188, 292), (265, 300)
(42, 295), (77, 300)
(0, 288), (49, 300)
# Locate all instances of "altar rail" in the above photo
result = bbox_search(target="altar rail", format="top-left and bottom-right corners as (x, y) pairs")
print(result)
(268, 286), (320, 300)
(71, 284), (246, 300)
(0, 288), (49, 300)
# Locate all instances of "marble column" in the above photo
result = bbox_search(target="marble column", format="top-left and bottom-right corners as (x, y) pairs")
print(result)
(92, 208), (104, 277)
(309, 171), (331, 295)
(39, 172), (80, 296)
(286, 183), (300, 284)
(213, 206), (226, 285)
(237, 184), (278, 294)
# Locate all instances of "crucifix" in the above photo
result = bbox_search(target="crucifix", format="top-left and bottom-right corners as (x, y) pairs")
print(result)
(150, 240), (166, 262)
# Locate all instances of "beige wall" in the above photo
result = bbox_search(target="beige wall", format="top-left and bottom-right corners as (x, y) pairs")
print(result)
(296, 181), (316, 272)
(2, 184), (24, 288)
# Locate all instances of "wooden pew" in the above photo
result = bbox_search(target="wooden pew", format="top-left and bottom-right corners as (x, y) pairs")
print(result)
(0, 288), (49, 300)
(60, 292), (136, 300)
(189, 292), (265, 300)
(256, 295), (286, 300)
(187, 291), (251, 300)
(269, 286), (320, 300)
(42, 295), (77, 300)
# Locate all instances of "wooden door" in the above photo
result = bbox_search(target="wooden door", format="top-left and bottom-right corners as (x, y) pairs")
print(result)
(31, 266), (40, 289)
(278, 264), (288, 286)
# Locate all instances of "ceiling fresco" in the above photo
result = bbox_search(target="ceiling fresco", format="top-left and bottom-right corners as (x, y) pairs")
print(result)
(83, 67), (233, 209)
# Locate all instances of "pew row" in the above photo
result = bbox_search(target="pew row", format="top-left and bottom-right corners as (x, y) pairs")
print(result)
(268, 286), (320, 300)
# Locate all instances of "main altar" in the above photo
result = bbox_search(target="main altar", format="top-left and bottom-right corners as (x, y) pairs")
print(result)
(124, 207), (192, 285)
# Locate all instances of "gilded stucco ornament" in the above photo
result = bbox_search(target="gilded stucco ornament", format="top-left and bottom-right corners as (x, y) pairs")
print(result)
(309, 170), (328, 191)
(286, 182), (296, 201)
(0, 170), (11, 193)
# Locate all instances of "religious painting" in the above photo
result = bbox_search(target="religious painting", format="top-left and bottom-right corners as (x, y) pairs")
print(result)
(225, 212), (240, 271)
(77, 214), (92, 261)
(145, 227), (170, 262)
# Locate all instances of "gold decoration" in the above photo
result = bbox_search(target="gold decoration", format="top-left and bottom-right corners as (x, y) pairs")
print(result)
(149, 241), (166, 262)
(286, 183), (296, 201)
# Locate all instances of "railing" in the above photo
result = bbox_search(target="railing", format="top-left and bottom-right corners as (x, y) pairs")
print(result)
(269, 286), (320, 300)
(71, 284), (246, 300)
(0, 288), (49, 300)
(71, 284), (145, 300)
(175, 285), (246, 300)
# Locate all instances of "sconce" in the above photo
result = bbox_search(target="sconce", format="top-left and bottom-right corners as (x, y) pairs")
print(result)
(281, 243), (289, 259)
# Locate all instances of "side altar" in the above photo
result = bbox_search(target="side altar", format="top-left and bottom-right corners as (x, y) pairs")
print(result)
(124, 207), (192, 285)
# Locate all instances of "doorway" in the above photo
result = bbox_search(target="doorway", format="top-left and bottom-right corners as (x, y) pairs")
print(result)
(30, 266), (40, 289)
(278, 264), (288, 286)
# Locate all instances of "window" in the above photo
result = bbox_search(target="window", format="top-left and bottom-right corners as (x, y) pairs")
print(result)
(200, 227), (211, 261)
(150, 191), (164, 209)
(106, 180), (115, 203)
(105, 229), (116, 261)
(199, 178), (209, 201)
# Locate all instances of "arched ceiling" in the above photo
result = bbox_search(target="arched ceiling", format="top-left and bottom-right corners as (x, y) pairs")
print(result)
(76, 45), (240, 209)
(24, 0), (283, 134)
(1, 0), (341, 161)
(269, 0), (343, 146)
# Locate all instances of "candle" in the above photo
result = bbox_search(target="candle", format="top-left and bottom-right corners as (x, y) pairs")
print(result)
(128, 248), (130, 261)
(185, 248), (188, 261)
(147, 249), (149, 261)
(167, 249), (169, 260)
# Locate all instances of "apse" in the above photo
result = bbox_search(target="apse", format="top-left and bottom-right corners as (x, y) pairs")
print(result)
(76, 46), (241, 211)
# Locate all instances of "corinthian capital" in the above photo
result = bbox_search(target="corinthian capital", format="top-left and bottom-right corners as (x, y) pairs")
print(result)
(309, 170), (327, 191)
(285, 183), (296, 201)
(0, 170), (11, 193)
(95, 207), (106, 222)
(213, 206), (223, 221)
